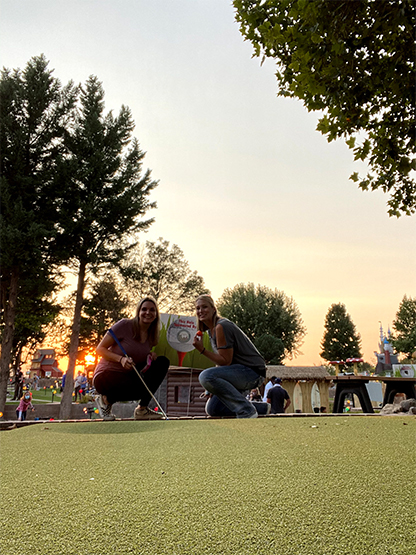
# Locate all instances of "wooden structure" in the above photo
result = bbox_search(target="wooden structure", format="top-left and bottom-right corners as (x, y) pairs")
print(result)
(266, 366), (331, 413)
(331, 375), (416, 413)
(161, 365), (332, 417)
(164, 366), (206, 417)
(29, 349), (62, 379)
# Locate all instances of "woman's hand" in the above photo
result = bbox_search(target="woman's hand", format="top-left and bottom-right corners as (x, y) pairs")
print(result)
(120, 356), (134, 370)
(192, 335), (204, 352)
(97, 332), (134, 368)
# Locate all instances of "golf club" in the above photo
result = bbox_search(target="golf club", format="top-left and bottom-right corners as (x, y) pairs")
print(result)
(107, 328), (169, 420)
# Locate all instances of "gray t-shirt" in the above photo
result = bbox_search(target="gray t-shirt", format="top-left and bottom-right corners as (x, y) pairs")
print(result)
(210, 318), (266, 376)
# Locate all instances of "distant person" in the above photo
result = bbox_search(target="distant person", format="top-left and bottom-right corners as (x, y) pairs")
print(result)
(249, 388), (262, 402)
(79, 373), (87, 396)
(12, 369), (24, 400)
(263, 376), (278, 402)
(73, 372), (84, 402)
(267, 378), (291, 414)
(61, 373), (66, 393)
(93, 297), (169, 420)
(16, 391), (34, 421)
(33, 374), (40, 391)
(193, 295), (266, 419)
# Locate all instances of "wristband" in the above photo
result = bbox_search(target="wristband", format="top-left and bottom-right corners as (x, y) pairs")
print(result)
(201, 348), (205, 355)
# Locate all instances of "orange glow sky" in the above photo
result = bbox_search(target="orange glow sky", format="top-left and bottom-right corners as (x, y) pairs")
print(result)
(1, 1), (414, 368)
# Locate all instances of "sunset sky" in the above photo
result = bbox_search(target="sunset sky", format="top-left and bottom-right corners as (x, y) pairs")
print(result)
(1, 0), (415, 367)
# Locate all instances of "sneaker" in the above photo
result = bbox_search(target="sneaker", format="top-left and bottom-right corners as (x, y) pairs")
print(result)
(237, 409), (258, 419)
(134, 406), (164, 420)
(95, 395), (115, 421)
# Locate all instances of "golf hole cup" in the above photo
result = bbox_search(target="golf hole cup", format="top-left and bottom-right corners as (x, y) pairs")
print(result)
(167, 317), (198, 366)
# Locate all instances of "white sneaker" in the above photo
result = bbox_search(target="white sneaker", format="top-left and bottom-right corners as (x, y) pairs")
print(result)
(134, 406), (164, 420)
(95, 395), (115, 421)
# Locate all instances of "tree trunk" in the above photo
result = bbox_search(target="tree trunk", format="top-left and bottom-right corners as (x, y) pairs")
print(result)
(59, 260), (87, 420)
(0, 268), (19, 415)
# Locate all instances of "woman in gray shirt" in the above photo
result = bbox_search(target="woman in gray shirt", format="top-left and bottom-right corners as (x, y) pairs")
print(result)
(193, 295), (266, 418)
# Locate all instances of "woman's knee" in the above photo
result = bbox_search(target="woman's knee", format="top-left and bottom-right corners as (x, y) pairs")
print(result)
(199, 367), (218, 389)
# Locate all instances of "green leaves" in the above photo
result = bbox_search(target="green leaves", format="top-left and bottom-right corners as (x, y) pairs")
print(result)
(233, 0), (416, 216)
(217, 282), (306, 362)
(120, 238), (210, 315)
(391, 295), (416, 358)
(320, 303), (362, 362)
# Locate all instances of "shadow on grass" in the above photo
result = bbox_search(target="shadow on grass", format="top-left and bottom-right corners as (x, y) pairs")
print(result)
(53, 420), (179, 435)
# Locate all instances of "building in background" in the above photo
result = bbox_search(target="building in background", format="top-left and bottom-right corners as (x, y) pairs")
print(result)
(29, 349), (62, 379)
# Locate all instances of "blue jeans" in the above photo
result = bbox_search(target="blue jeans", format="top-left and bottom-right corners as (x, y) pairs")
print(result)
(205, 395), (270, 417)
(199, 365), (264, 418)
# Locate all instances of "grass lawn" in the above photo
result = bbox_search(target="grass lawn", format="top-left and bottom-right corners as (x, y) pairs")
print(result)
(6, 389), (62, 404)
(1, 416), (415, 555)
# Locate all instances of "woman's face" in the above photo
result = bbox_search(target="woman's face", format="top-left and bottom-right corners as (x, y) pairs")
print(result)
(196, 299), (216, 324)
(139, 301), (157, 325)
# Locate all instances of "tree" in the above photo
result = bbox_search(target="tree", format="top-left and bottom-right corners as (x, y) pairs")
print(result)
(254, 334), (285, 365)
(320, 303), (362, 362)
(0, 55), (77, 414)
(78, 275), (130, 352)
(10, 271), (61, 373)
(217, 283), (306, 362)
(57, 76), (157, 419)
(391, 295), (416, 358)
(120, 238), (210, 314)
(233, 0), (416, 216)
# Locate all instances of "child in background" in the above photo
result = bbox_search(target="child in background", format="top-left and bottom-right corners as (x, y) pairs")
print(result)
(16, 391), (34, 421)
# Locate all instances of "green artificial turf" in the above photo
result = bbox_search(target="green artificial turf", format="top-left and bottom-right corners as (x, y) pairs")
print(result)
(1, 416), (415, 555)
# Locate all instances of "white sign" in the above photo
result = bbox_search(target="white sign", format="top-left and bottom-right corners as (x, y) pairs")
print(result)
(393, 364), (416, 378)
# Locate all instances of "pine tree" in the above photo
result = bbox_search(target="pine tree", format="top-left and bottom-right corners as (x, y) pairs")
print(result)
(392, 295), (416, 358)
(57, 76), (157, 419)
(78, 275), (130, 351)
(0, 55), (77, 413)
(320, 303), (362, 362)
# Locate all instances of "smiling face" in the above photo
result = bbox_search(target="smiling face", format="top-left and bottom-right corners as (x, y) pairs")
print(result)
(138, 300), (157, 326)
(196, 296), (217, 328)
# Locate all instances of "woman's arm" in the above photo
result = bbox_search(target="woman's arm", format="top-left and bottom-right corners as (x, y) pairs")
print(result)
(193, 324), (233, 366)
(96, 332), (133, 370)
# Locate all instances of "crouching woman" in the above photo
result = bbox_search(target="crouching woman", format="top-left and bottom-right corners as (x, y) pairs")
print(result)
(193, 295), (266, 419)
(93, 297), (169, 420)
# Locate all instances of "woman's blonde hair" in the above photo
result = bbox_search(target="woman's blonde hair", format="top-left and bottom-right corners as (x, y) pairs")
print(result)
(132, 296), (160, 347)
(196, 294), (220, 331)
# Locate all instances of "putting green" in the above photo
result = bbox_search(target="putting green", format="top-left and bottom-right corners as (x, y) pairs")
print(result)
(1, 416), (415, 555)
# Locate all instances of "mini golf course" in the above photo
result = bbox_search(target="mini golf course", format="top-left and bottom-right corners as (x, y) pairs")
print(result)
(1, 416), (415, 555)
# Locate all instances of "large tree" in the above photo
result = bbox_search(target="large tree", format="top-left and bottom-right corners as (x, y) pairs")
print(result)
(9, 271), (61, 373)
(120, 238), (210, 314)
(78, 275), (130, 352)
(0, 55), (77, 414)
(233, 0), (415, 216)
(217, 283), (306, 362)
(57, 76), (157, 419)
(391, 295), (416, 359)
(320, 302), (362, 362)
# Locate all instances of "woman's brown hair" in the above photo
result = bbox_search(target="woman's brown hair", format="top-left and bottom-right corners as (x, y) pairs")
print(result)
(132, 297), (160, 347)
